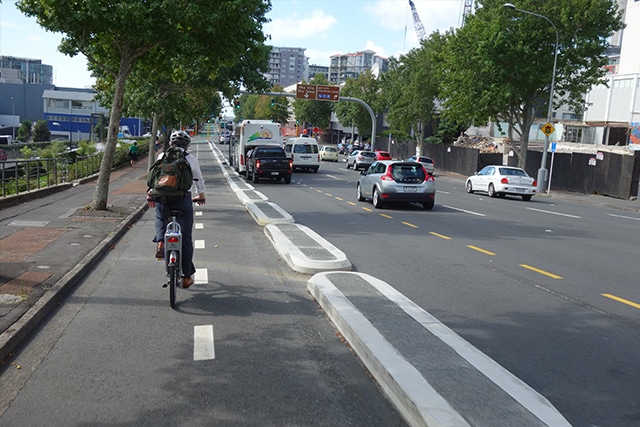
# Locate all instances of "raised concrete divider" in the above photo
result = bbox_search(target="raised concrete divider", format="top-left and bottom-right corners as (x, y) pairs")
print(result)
(264, 223), (352, 274)
(307, 271), (571, 427)
(245, 201), (294, 226)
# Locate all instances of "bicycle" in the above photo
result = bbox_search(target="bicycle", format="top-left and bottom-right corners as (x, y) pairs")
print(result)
(163, 209), (184, 309)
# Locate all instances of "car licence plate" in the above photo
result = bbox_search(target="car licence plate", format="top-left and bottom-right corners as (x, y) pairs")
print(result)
(404, 187), (417, 192)
(271, 172), (280, 175)
(514, 187), (525, 192)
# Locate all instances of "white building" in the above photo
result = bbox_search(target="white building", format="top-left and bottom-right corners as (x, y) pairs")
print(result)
(583, 0), (640, 146)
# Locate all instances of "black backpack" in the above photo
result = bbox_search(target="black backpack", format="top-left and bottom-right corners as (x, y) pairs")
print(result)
(147, 147), (193, 198)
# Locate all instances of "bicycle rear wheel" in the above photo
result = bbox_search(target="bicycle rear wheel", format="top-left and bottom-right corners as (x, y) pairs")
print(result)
(167, 252), (180, 309)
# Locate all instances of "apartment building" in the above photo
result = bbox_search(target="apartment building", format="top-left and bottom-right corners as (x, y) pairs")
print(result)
(328, 50), (388, 85)
(266, 47), (309, 88)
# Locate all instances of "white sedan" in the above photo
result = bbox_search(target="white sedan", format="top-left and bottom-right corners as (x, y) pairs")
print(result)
(465, 165), (537, 201)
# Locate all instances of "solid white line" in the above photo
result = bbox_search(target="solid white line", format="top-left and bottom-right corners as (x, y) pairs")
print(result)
(195, 222), (204, 229)
(442, 205), (486, 217)
(608, 213), (640, 221)
(195, 211), (203, 217)
(526, 207), (581, 218)
(195, 268), (208, 284)
(194, 325), (215, 361)
(195, 240), (205, 249)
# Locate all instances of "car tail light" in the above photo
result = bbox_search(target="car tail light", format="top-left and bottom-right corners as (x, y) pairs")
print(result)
(501, 177), (509, 184)
(425, 174), (435, 182)
(255, 159), (261, 170)
(532, 180), (537, 187)
(380, 166), (395, 181)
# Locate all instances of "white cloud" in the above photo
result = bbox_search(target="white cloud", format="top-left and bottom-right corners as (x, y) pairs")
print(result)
(364, 40), (386, 58)
(364, 0), (411, 31)
(265, 9), (337, 44)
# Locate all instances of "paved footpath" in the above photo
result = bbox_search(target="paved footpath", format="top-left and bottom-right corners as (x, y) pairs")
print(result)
(0, 158), (150, 362)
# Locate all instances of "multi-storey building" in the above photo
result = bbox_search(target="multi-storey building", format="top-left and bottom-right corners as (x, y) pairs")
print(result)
(0, 56), (53, 85)
(584, 0), (640, 145)
(328, 50), (388, 85)
(308, 64), (329, 82)
(266, 47), (309, 88)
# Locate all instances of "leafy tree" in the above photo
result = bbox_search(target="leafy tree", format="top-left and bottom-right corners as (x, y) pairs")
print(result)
(17, 120), (32, 142)
(268, 85), (290, 125)
(381, 31), (449, 154)
(335, 71), (382, 143)
(33, 120), (51, 142)
(17, 0), (272, 210)
(292, 75), (333, 131)
(440, 0), (624, 167)
(236, 93), (260, 121)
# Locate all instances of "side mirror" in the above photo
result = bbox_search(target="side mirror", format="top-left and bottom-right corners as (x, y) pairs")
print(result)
(360, 170), (366, 176)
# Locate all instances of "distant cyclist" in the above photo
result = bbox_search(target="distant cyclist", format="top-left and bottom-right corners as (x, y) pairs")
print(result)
(147, 131), (205, 288)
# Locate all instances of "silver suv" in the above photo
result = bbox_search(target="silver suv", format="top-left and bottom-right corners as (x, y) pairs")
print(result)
(356, 161), (436, 210)
(346, 150), (377, 170)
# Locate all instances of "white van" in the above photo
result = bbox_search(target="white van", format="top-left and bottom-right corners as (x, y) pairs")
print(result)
(284, 136), (320, 173)
(231, 120), (282, 175)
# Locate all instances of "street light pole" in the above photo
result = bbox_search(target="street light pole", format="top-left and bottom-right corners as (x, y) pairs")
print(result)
(504, 3), (559, 193)
(11, 97), (15, 141)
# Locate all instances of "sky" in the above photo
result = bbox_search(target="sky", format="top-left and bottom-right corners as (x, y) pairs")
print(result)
(0, 0), (464, 89)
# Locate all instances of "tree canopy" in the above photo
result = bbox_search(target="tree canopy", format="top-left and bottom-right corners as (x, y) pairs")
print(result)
(17, 0), (272, 209)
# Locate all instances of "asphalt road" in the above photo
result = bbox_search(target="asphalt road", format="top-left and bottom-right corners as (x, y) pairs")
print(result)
(251, 153), (640, 427)
(0, 139), (406, 426)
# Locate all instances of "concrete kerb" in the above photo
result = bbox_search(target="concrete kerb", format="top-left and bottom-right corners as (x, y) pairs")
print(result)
(307, 272), (571, 427)
(245, 202), (294, 226)
(0, 201), (149, 363)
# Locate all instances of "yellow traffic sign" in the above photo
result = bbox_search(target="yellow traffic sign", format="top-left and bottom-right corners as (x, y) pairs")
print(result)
(541, 123), (555, 136)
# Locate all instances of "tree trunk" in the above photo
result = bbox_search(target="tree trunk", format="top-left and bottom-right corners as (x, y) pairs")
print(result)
(91, 57), (131, 210)
(147, 112), (160, 172)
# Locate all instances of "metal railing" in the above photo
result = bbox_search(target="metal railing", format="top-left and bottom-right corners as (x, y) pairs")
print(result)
(0, 154), (103, 198)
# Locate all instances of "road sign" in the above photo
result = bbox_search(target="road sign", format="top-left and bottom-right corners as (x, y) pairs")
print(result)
(316, 85), (340, 102)
(551, 142), (556, 152)
(541, 123), (555, 136)
(296, 84), (317, 100)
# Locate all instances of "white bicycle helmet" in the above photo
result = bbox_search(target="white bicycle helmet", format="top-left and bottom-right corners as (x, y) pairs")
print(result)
(170, 130), (191, 148)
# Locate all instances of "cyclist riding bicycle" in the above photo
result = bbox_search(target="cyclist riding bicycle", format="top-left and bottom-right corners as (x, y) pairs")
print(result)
(147, 130), (205, 288)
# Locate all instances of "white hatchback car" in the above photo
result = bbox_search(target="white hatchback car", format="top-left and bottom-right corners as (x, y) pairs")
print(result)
(319, 145), (339, 162)
(465, 165), (537, 201)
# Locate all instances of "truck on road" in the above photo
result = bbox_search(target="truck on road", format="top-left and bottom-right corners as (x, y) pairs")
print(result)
(230, 120), (281, 175)
(246, 145), (293, 184)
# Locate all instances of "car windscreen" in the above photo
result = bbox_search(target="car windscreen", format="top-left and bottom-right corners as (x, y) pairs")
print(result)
(499, 168), (527, 176)
(361, 152), (377, 158)
(293, 144), (318, 154)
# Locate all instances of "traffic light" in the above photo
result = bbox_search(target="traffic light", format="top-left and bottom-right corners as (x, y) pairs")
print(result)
(270, 98), (275, 107)
(234, 99), (240, 109)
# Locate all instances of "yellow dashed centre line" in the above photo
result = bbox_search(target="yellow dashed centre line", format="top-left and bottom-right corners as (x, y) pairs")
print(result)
(467, 245), (495, 256)
(402, 221), (419, 228)
(430, 231), (451, 240)
(520, 264), (563, 279)
(347, 201), (357, 206)
(380, 214), (393, 219)
(325, 193), (332, 197)
(335, 197), (344, 201)
(602, 293), (640, 310)
(361, 207), (372, 212)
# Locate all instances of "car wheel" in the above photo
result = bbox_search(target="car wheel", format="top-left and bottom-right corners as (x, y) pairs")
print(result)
(488, 183), (497, 197)
(372, 188), (384, 209)
(522, 194), (532, 201)
(356, 184), (365, 201)
(253, 171), (259, 184)
(346, 161), (351, 169)
(313, 167), (318, 173)
(284, 175), (291, 184)
(465, 180), (474, 193)
(422, 197), (435, 210)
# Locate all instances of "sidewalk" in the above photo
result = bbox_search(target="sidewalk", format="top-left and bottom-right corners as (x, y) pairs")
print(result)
(0, 158), (150, 362)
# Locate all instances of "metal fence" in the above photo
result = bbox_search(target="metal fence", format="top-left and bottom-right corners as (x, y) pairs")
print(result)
(0, 154), (103, 198)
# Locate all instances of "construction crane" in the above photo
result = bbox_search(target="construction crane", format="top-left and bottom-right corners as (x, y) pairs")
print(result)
(461, 0), (473, 25)
(408, 0), (426, 41)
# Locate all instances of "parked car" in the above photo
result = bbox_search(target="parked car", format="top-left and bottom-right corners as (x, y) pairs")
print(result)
(375, 150), (392, 160)
(406, 155), (435, 174)
(337, 143), (348, 154)
(465, 165), (537, 201)
(319, 145), (339, 162)
(356, 161), (436, 210)
(346, 150), (377, 170)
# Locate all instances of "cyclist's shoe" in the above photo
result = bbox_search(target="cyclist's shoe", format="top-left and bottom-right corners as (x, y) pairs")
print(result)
(182, 276), (194, 289)
(155, 242), (164, 259)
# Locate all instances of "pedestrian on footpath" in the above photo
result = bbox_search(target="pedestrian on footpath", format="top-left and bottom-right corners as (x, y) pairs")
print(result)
(128, 141), (138, 167)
